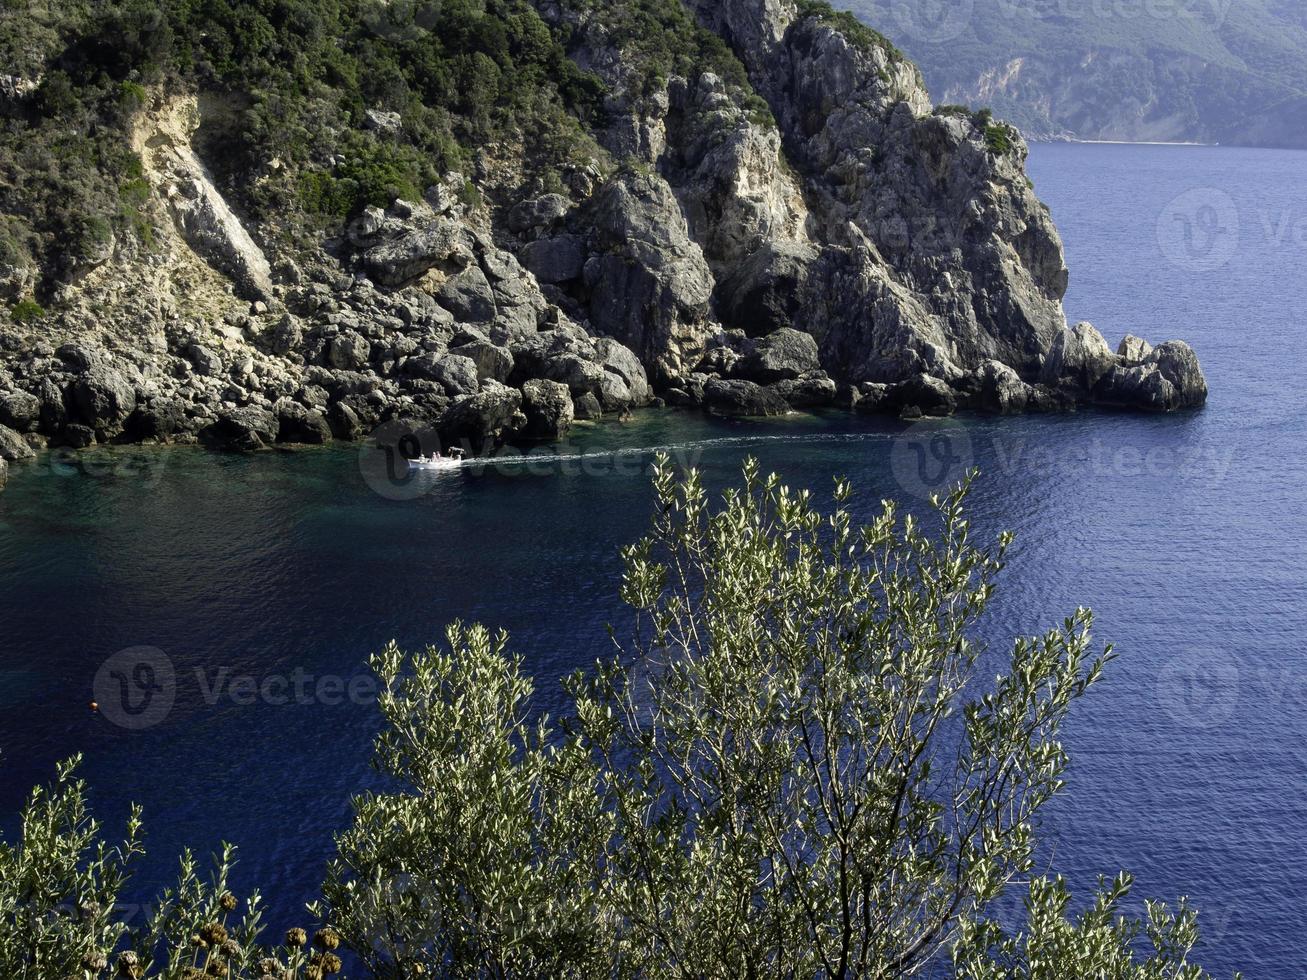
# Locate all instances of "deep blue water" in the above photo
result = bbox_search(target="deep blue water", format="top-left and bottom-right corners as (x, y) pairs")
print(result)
(2, 143), (1304, 976)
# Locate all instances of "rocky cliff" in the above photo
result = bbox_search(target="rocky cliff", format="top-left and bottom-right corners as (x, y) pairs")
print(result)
(0, 0), (1207, 475)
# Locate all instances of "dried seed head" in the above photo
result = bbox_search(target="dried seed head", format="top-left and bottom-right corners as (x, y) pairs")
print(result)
(82, 950), (108, 971)
(313, 927), (340, 951)
(286, 927), (308, 948)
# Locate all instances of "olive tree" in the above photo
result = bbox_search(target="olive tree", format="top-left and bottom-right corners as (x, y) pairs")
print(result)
(0, 758), (322, 979)
(322, 456), (1222, 979)
(569, 457), (1107, 977)
(319, 625), (615, 979)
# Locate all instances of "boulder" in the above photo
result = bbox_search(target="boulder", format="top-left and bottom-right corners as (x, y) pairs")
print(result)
(975, 360), (1031, 415)
(772, 372), (837, 409)
(521, 379), (575, 440)
(508, 194), (570, 234)
(1041, 322), (1117, 390)
(36, 378), (67, 432)
(1117, 334), (1154, 364)
(436, 265), (496, 324)
(0, 422), (35, 461)
(204, 406), (278, 451)
(882, 374), (957, 417)
(364, 108), (402, 136)
(703, 378), (792, 417)
(69, 364), (136, 431)
(274, 399), (332, 444)
(0, 390), (40, 432)
(61, 424), (96, 449)
(270, 315), (304, 356)
(450, 341), (514, 383)
(573, 392), (604, 420)
(542, 354), (604, 397)
(187, 344), (223, 377)
(328, 331), (371, 371)
(520, 234), (585, 284)
(56, 342), (100, 372)
(595, 337), (653, 411)
(125, 400), (187, 441)
(329, 401), (363, 441)
(437, 381), (525, 451)
(735, 328), (822, 383)
(429, 354), (481, 398)
(0, 456), (7, 490)
(355, 207), (471, 287)
(853, 383), (893, 414)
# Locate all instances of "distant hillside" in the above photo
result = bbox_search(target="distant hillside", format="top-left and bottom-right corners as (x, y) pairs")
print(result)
(848, 0), (1307, 146)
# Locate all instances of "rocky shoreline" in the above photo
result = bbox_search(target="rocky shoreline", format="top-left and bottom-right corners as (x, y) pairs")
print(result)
(0, 0), (1209, 488)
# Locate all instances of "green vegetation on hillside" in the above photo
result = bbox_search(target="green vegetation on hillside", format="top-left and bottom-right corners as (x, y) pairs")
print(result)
(0, 461), (1226, 978)
(0, 0), (781, 300)
(0, 0), (608, 294)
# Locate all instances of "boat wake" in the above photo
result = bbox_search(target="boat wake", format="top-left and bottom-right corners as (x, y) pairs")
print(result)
(430, 430), (900, 471)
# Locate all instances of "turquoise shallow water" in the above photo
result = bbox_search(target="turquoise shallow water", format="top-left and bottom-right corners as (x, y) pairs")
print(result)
(1, 143), (1304, 976)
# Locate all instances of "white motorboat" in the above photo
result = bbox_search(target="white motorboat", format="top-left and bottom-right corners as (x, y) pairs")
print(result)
(407, 448), (467, 471)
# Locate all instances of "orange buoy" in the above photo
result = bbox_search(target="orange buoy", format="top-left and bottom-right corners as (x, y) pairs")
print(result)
(89, 701), (99, 712)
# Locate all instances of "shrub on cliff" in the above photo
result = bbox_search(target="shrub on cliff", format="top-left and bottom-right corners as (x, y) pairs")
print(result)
(0, 460), (1228, 978)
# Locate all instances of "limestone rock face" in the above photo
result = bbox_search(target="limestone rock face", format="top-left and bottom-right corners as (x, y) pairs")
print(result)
(683, 0), (1068, 384)
(582, 172), (714, 385)
(142, 97), (274, 301)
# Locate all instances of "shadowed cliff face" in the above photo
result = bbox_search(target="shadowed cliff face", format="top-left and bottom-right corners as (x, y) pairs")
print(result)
(0, 0), (1207, 469)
